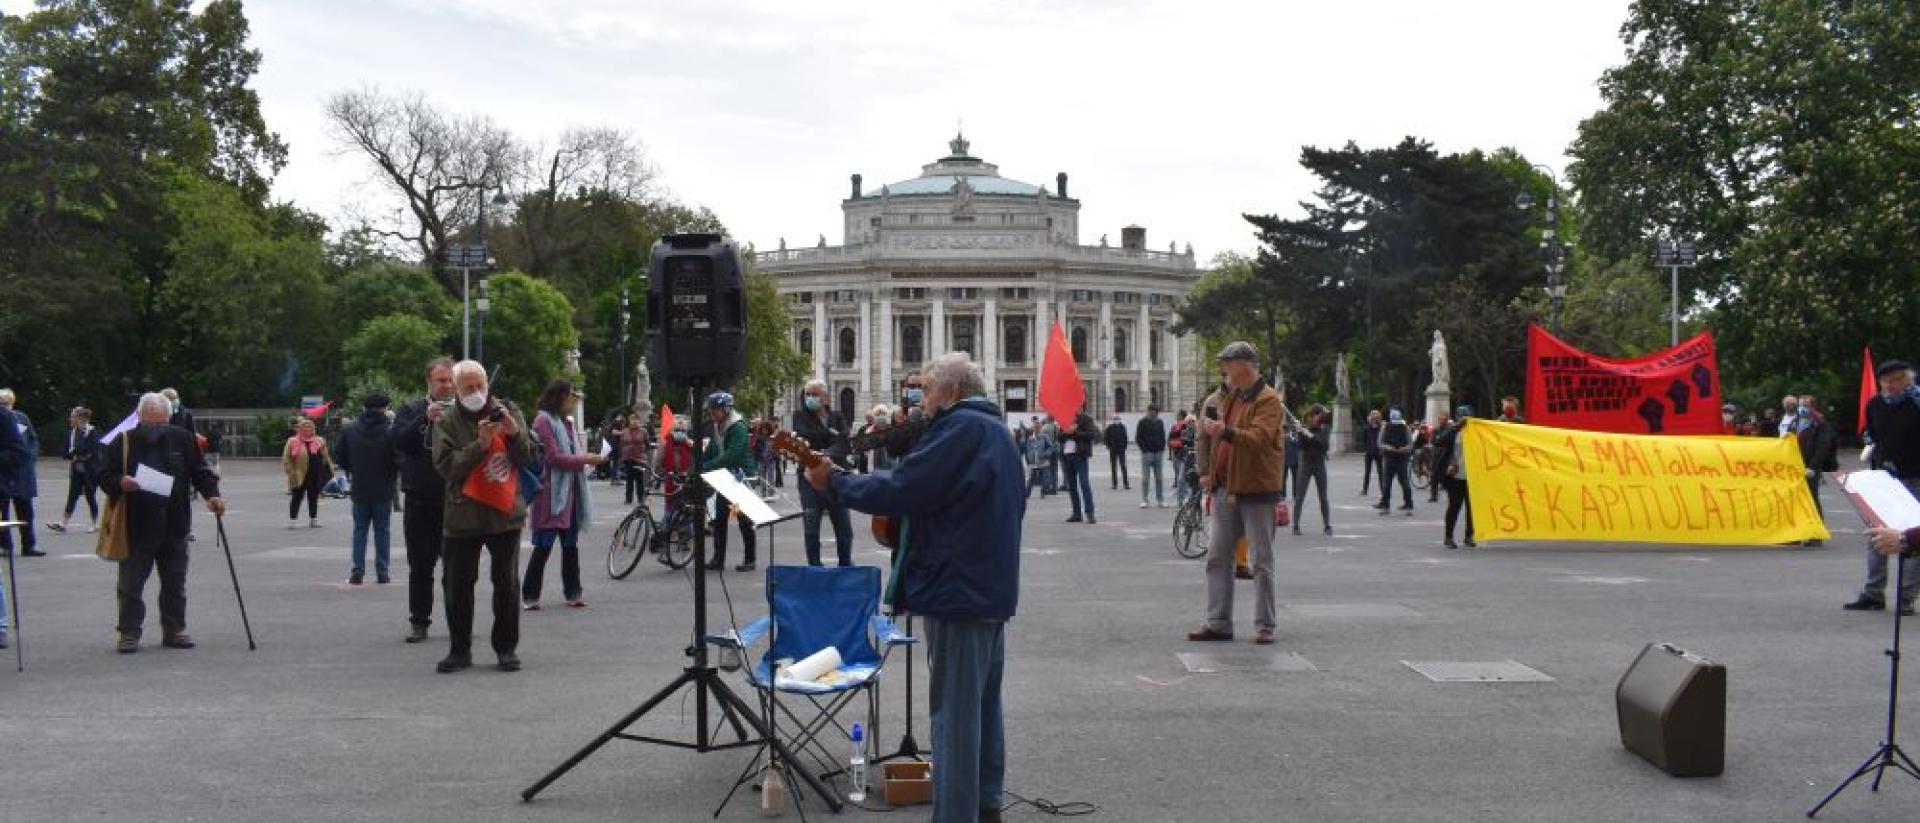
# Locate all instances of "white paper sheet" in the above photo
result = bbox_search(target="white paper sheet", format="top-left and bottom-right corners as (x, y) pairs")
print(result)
(701, 469), (782, 526)
(1840, 470), (1920, 530)
(1062, 439), (1078, 455)
(133, 463), (175, 497)
(598, 439), (613, 459)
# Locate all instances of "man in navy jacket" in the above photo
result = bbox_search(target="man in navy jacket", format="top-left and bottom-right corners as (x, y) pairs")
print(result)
(807, 352), (1024, 823)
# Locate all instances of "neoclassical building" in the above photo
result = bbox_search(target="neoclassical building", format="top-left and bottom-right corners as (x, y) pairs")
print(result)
(757, 134), (1203, 423)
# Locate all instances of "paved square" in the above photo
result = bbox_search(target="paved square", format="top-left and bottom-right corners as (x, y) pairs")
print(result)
(3, 455), (1916, 822)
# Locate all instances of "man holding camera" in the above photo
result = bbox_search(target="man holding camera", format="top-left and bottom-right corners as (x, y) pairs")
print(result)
(392, 357), (455, 643)
(1188, 342), (1287, 646)
(431, 359), (537, 673)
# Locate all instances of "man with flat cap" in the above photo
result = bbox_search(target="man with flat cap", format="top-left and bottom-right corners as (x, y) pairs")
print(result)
(1188, 341), (1287, 645)
(1848, 360), (1920, 616)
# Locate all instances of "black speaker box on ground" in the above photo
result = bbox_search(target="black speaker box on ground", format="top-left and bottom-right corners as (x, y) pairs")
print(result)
(1616, 642), (1725, 777)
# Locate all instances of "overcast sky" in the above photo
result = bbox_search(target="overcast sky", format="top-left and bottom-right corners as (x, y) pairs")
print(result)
(9, 0), (1637, 260)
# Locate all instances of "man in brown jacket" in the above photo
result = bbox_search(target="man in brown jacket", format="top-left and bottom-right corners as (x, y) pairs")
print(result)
(1187, 342), (1288, 645)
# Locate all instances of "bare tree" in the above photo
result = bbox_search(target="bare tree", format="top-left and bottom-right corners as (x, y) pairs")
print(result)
(509, 127), (657, 277)
(323, 87), (524, 298)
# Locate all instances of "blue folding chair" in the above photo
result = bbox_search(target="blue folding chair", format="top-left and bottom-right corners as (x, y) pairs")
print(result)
(707, 565), (914, 815)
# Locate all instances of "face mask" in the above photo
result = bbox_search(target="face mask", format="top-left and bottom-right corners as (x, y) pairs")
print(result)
(1796, 406), (1810, 418)
(1389, 412), (1403, 424)
(904, 388), (924, 406)
(803, 396), (821, 411)
(459, 392), (487, 413)
(169, 401), (181, 414)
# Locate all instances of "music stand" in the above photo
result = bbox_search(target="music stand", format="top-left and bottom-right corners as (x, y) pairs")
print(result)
(1808, 470), (1920, 817)
(1, 519), (21, 672)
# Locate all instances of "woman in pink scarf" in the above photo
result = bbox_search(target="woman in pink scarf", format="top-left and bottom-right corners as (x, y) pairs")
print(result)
(282, 418), (334, 528)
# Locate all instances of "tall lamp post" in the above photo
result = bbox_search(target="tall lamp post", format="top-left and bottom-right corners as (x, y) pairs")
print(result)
(454, 181), (511, 360)
(1653, 239), (1699, 346)
(475, 276), (491, 363)
(1514, 166), (1570, 331)
(618, 283), (631, 410)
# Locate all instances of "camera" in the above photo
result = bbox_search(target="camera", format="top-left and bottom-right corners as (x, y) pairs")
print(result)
(486, 405), (507, 424)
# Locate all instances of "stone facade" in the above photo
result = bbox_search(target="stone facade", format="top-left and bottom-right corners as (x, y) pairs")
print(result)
(758, 134), (1204, 423)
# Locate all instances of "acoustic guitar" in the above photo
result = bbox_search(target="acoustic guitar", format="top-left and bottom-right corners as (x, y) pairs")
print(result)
(769, 430), (902, 548)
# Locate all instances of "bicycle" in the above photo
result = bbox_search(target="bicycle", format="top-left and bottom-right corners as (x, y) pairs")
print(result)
(1411, 444), (1435, 490)
(1171, 470), (1210, 559)
(606, 468), (697, 579)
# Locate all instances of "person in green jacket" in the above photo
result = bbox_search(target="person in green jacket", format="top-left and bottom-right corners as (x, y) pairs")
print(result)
(700, 390), (758, 572)
(431, 360), (538, 674)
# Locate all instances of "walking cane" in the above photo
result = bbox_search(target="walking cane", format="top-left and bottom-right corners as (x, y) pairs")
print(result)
(213, 515), (257, 650)
(3, 520), (22, 672)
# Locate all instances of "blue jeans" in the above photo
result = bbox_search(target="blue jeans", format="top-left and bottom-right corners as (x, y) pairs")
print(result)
(797, 480), (854, 566)
(926, 617), (1006, 823)
(1139, 450), (1165, 504)
(350, 500), (392, 576)
(1061, 454), (1094, 517)
(1173, 453), (1193, 505)
(1379, 458), (1414, 509)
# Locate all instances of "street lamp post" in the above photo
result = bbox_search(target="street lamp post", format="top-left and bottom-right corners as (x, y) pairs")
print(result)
(1514, 165), (1570, 332)
(475, 276), (491, 363)
(618, 284), (631, 410)
(1652, 239), (1699, 346)
(454, 180), (511, 361)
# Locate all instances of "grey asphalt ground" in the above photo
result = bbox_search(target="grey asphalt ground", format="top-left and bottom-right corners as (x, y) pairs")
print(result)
(3, 453), (1916, 823)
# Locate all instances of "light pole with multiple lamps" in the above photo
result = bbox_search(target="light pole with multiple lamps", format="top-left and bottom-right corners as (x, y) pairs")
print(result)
(453, 180), (511, 361)
(1653, 239), (1699, 346)
(1514, 166), (1570, 331)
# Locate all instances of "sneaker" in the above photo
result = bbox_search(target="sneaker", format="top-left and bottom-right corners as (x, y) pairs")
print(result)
(85, 524), (97, 534)
(47, 522), (65, 533)
(1065, 515), (1083, 523)
(1140, 501), (1149, 509)
(734, 562), (756, 572)
(566, 599), (586, 609)
(1323, 525), (1333, 536)
(1843, 595), (1887, 612)
(436, 654), (472, 673)
(1255, 628), (1275, 645)
(1444, 539), (1458, 550)
(309, 518), (321, 528)
(405, 624), (429, 644)
(161, 634), (195, 649)
(1087, 515), (1097, 524)
(377, 573), (391, 585)
(1158, 501), (1168, 508)
(348, 570), (363, 586)
(117, 634), (139, 654)
(20, 548), (44, 557)
(1464, 538), (1477, 548)
(523, 600), (541, 611)
(1186, 626), (1234, 642)
(287, 521), (299, 530)
(496, 653), (522, 672)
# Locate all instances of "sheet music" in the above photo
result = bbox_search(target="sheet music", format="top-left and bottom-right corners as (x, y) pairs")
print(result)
(701, 469), (783, 526)
(1840, 470), (1920, 530)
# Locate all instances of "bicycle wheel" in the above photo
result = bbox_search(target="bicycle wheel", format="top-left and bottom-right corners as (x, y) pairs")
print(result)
(657, 509), (695, 570)
(607, 506), (651, 580)
(1172, 498), (1209, 559)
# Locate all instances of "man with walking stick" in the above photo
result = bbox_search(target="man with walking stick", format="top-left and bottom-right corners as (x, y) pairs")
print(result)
(99, 393), (225, 654)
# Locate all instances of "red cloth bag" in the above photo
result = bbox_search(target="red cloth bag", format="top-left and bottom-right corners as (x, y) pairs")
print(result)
(459, 433), (520, 514)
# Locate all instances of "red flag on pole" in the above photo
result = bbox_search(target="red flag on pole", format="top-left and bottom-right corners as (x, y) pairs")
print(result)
(658, 403), (676, 442)
(1858, 346), (1876, 435)
(1037, 321), (1085, 424)
(301, 401), (331, 420)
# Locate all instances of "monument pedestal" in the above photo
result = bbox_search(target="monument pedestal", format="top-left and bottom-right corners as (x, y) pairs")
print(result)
(1333, 401), (1353, 453)
(1424, 385), (1450, 428)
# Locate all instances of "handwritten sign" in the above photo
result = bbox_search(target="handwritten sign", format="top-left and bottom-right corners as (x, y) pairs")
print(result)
(1526, 324), (1723, 435)
(1464, 419), (1828, 545)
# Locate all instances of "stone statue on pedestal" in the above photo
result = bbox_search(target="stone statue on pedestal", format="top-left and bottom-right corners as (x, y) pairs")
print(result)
(1335, 354), (1351, 405)
(1429, 330), (1450, 390)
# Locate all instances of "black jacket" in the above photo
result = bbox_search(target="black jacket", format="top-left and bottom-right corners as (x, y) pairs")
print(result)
(1364, 423), (1382, 456)
(1065, 413), (1098, 458)
(1135, 415), (1168, 453)
(1796, 418), (1839, 473)
(790, 408), (853, 469)
(63, 425), (101, 476)
(336, 409), (399, 505)
(391, 399), (445, 503)
(1380, 421), (1413, 460)
(1867, 390), (1920, 479)
(100, 425), (221, 550)
(1429, 423), (1463, 479)
(1103, 421), (1129, 452)
(1296, 423), (1331, 466)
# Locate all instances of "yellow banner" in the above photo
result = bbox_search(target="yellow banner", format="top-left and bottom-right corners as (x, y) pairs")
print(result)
(1462, 419), (1829, 545)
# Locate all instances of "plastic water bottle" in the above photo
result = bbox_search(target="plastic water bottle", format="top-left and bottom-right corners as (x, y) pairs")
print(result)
(847, 723), (868, 803)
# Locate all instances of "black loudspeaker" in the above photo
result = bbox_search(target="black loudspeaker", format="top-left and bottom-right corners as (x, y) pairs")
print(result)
(1616, 642), (1725, 777)
(646, 233), (747, 385)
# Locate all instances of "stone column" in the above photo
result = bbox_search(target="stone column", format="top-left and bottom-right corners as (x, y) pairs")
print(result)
(813, 299), (828, 384)
(1137, 303), (1151, 407)
(931, 296), (946, 359)
(983, 297), (998, 389)
(1170, 331), (1184, 411)
(858, 295), (872, 410)
(878, 297), (893, 400)
(1098, 299), (1113, 417)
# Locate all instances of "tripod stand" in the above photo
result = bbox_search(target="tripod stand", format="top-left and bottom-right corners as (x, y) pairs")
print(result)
(1809, 550), (1920, 817)
(522, 385), (841, 812)
(875, 610), (926, 763)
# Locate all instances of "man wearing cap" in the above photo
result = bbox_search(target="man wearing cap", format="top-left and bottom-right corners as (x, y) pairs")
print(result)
(1847, 360), (1920, 616)
(337, 393), (400, 586)
(701, 390), (758, 572)
(1188, 341), (1287, 645)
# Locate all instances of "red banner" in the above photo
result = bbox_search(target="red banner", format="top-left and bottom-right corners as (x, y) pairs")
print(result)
(1525, 325), (1723, 435)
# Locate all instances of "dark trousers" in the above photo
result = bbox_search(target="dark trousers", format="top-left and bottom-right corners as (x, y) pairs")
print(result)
(1380, 458), (1414, 508)
(1442, 477), (1473, 541)
(708, 500), (756, 566)
(288, 484), (321, 520)
(524, 517), (583, 602)
(1109, 449), (1129, 488)
(0, 496), (35, 552)
(1360, 452), (1383, 494)
(65, 467), (99, 521)
(623, 460), (645, 504)
(441, 529), (520, 658)
(1293, 460), (1330, 530)
(1282, 462), (1298, 496)
(1062, 455), (1094, 517)
(403, 496), (443, 627)
(799, 480), (853, 567)
(117, 537), (189, 638)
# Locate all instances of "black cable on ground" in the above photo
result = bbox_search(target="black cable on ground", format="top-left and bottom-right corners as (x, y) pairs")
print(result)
(1002, 790), (1098, 816)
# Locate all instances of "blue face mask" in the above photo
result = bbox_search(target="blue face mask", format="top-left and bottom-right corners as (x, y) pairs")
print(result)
(1796, 406), (1809, 418)
(803, 396), (821, 412)
(904, 388), (924, 406)
(1389, 411), (1403, 423)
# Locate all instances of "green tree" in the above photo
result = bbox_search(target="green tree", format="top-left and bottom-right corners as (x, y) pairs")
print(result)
(728, 270), (810, 417)
(481, 272), (579, 406)
(343, 313), (445, 389)
(331, 261), (459, 343)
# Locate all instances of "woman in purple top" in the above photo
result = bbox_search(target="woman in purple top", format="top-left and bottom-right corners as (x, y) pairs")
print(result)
(522, 379), (605, 609)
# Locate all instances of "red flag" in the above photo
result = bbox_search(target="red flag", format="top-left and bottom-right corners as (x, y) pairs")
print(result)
(1037, 321), (1085, 424)
(1524, 324), (1722, 435)
(658, 403), (676, 441)
(301, 401), (331, 420)
(1858, 346), (1876, 435)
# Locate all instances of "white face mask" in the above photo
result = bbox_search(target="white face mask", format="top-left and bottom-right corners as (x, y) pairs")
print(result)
(459, 392), (487, 412)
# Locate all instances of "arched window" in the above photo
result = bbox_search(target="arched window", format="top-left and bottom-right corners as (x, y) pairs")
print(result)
(838, 327), (856, 365)
(1150, 326), (1163, 366)
(1005, 323), (1026, 365)
(954, 319), (976, 357)
(798, 327), (812, 358)
(838, 387), (856, 420)
(1114, 327), (1129, 366)
(1070, 326), (1088, 364)
(901, 324), (924, 366)
(1115, 386), (1129, 414)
